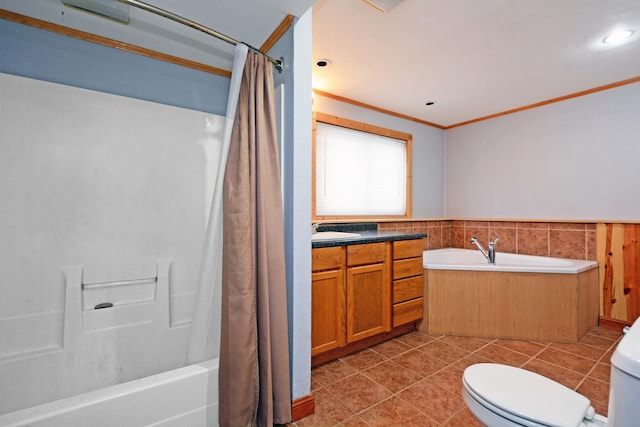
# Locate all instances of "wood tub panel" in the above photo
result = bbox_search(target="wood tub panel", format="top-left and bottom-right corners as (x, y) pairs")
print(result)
(577, 268), (600, 339)
(426, 270), (481, 336)
(426, 268), (599, 343)
(481, 272), (576, 342)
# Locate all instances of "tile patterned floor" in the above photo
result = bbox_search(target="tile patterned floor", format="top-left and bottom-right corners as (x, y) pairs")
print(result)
(295, 327), (622, 426)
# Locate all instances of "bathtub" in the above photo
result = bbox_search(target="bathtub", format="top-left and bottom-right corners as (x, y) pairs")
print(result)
(421, 248), (600, 342)
(0, 358), (219, 427)
(0, 261), (220, 426)
(423, 248), (598, 274)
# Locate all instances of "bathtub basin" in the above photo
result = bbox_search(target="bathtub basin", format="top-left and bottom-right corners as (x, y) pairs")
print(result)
(0, 359), (219, 426)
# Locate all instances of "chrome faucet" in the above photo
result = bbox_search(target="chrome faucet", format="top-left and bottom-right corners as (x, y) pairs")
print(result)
(488, 238), (499, 264)
(470, 237), (499, 264)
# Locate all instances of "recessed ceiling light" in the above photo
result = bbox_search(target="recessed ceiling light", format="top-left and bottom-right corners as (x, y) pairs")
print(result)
(603, 29), (635, 44)
(316, 59), (331, 67)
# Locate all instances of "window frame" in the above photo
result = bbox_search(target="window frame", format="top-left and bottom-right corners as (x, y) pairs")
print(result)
(312, 112), (413, 220)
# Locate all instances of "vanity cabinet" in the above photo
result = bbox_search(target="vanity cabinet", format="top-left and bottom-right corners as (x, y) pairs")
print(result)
(346, 243), (391, 342)
(392, 239), (424, 327)
(311, 237), (424, 363)
(311, 246), (346, 356)
(311, 243), (390, 356)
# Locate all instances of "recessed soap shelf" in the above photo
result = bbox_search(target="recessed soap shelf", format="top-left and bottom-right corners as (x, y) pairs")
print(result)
(94, 302), (114, 310)
(62, 260), (171, 341)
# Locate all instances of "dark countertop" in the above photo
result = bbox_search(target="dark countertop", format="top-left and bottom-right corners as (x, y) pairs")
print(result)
(312, 230), (427, 248)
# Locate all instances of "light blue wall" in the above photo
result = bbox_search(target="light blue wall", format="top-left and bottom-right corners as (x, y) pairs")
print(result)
(314, 81), (640, 223)
(0, 18), (229, 114)
(312, 95), (446, 218)
(444, 82), (640, 221)
(270, 10), (313, 401)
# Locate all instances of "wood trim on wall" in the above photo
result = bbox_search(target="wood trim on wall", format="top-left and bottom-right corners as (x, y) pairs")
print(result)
(260, 14), (294, 53)
(446, 76), (640, 129)
(599, 316), (632, 332)
(446, 218), (640, 223)
(312, 113), (318, 220)
(291, 394), (315, 422)
(602, 223), (616, 318)
(2, 8), (297, 76)
(623, 224), (640, 322)
(405, 134), (413, 218)
(315, 111), (412, 140)
(596, 223), (640, 324)
(314, 76), (640, 130)
(314, 89), (446, 130)
(0, 9), (232, 77)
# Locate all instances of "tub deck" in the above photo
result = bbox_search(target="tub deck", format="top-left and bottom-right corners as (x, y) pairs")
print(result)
(422, 248), (598, 274)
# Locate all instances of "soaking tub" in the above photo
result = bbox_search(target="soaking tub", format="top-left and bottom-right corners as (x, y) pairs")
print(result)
(0, 358), (219, 427)
(421, 248), (600, 342)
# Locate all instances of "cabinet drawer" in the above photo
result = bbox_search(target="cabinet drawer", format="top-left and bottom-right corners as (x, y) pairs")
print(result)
(393, 239), (424, 260)
(393, 298), (423, 327)
(347, 242), (386, 266)
(312, 246), (344, 272)
(393, 276), (423, 304)
(393, 257), (423, 280)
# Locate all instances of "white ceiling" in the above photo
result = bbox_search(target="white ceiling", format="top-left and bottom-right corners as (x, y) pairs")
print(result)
(312, 0), (640, 127)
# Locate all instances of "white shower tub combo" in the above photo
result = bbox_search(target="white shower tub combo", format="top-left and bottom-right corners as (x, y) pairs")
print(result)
(421, 248), (600, 342)
(0, 359), (219, 427)
(0, 262), (220, 426)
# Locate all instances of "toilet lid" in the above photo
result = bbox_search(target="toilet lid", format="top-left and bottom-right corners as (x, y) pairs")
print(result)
(463, 364), (592, 427)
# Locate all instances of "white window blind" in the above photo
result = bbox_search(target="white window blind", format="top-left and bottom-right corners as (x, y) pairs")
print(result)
(315, 122), (406, 216)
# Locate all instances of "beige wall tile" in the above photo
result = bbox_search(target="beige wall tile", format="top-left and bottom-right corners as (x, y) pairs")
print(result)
(517, 228), (549, 256)
(550, 229), (586, 260)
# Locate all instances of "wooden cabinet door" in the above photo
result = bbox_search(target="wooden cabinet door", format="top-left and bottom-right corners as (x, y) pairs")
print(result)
(346, 262), (390, 343)
(311, 269), (346, 356)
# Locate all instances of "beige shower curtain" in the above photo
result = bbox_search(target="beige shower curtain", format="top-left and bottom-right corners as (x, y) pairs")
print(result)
(219, 50), (292, 426)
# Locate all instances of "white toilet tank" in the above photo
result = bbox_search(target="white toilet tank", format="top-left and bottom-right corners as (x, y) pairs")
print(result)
(608, 318), (640, 427)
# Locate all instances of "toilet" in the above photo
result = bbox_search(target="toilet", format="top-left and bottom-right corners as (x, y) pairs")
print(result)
(462, 317), (640, 427)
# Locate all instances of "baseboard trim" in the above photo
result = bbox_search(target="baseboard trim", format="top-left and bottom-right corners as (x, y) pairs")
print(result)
(291, 394), (315, 422)
(599, 316), (632, 332)
(311, 323), (416, 367)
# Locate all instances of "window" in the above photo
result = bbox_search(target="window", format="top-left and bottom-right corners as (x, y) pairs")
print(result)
(313, 112), (412, 219)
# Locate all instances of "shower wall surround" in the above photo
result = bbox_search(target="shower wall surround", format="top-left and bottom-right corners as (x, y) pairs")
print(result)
(0, 72), (226, 413)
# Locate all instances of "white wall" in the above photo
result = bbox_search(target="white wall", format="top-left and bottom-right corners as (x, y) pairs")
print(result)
(445, 82), (640, 221)
(312, 95), (445, 218)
